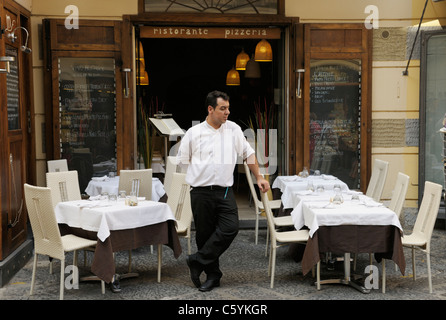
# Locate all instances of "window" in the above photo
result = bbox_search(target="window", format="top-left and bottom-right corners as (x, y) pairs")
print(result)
(420, 30), (446, 201)
(142, 0), (278, 14)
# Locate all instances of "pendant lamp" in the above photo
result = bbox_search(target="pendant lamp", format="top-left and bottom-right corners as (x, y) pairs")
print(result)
(138, 71), (149, 86)
(245, 54), (261, 78)
(254, 39), (272, 62)
(235, 49), (250, 70)
(136, 42), (145, 62)
(226, 67), (240, 86)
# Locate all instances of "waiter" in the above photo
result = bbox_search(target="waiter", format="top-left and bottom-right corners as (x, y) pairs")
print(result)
(177, 90), (269, 292)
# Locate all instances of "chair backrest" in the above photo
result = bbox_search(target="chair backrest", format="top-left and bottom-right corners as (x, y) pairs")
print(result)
(47, 159), (68, 173)
(46, 170), (82, 207)
(24, 184), (65, 260)
(412, 181), (442, 246)
(388, 172), (410, 218)
(164, 156), (178, 196)
(167, 173), (192, 229)
(118, 169), (152, 199)
(243, 161), (261, 210)
(260, 190), (277, 243)
(366, 159), (389, 201)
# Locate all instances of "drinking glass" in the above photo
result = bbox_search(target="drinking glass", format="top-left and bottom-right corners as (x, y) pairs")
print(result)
(332, 190), (344, 204)
(306, 180), (314, 192)
(351, 194), (360, 202)
(109, 193), (117, 202)
(316, 185), (325, 193)
(333, 183), (341, 192)
(100, 192), (109, 201)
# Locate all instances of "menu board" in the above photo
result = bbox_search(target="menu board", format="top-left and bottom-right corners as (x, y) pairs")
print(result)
(6, 47), (19, 130)
(309, 60), (361, 188)
(58, 57), (117, 190)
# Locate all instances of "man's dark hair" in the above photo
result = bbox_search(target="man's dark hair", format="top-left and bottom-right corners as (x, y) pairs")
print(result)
(206, 90), (229, 109)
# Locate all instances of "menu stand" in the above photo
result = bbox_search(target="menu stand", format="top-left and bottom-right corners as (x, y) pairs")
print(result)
(149, 114), (184, 161)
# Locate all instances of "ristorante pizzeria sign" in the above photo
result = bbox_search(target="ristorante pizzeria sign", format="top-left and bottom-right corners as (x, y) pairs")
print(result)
(140, 26), (281, 39)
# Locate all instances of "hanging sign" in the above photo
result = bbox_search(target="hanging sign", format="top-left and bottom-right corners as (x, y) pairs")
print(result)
(140, 26), (281, 39)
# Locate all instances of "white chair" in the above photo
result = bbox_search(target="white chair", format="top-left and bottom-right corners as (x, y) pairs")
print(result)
(243, 161), (292, 246)
(260, 191), (315, 288)
(164, 156), (178, 196)
(380, 172), (410, 292)
(46, 171), (81, 208)
(399, 181), (441, 293)
(119, 169), (152, 200)
(24, 184), (105, 300)
(118, 169), (153, 273)
(365, 159), (389, 202)
(167, 172), (193, 254)
(47, 159), (68, 173)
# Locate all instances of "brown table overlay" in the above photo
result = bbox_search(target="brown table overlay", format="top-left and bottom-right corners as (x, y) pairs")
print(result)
(301, 225), (405, 276)
(59, 220), (182, 283)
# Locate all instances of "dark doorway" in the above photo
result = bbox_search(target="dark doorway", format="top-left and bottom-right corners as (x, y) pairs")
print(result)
(138, 37), (279, 132)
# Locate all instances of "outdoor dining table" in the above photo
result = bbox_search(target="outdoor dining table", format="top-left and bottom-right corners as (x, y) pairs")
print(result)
(290, 189), (405, 293)
(55, 198), (182, 283)
(84, 176), (166, 202)
(271, 174), (349, 209)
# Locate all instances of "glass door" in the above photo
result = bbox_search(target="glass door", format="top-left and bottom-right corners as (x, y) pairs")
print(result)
(420, 30), (446, 204)
(309, 60), (361, 189)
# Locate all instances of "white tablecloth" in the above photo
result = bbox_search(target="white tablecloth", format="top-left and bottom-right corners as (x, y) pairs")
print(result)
(272, 175), (349, 209)
(290, 192), (402, 237)
(55, 199), (176, 242)
(84, 176), (165, 202)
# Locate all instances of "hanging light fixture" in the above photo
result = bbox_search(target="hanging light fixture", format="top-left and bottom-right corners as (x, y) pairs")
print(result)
(245, 54), (261, 78)
(226, 67), (240, 86)
(136, 41), (145, 62)
(235, 49), (250, 70)
(138, 71), (149, 86)
(254, 39), (272, 62)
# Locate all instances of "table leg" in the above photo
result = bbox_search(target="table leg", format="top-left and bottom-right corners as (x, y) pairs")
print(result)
(316, 253), (371, 294)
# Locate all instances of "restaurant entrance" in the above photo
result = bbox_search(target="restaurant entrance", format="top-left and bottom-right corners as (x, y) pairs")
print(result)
(136, 26), (287, 179)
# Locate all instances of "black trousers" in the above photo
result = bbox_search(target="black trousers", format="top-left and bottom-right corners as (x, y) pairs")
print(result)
(190, 186), (239, 280)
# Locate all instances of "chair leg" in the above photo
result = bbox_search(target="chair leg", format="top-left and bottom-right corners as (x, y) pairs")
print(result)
(30, 253), (38, 296)
(427, 252), (432, 294)
(382, 259), (386, 293)
(60, 258), (65, 300)
(101, 280), (105, 294)
(316, 261), (321, 290)
(255, 212), (259, 245)
(270, 247), (276, 289)
(157, 244), (162, 283)
(265, 226), (269, 257)
(412, 247), (416, 281)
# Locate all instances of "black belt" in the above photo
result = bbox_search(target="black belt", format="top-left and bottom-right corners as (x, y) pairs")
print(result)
(192, 185), (230, 191)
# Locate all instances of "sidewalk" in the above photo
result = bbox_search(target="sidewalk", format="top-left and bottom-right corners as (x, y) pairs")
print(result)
(1, 208), (446, 301)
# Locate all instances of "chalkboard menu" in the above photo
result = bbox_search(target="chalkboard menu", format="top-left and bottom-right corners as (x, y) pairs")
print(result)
(309, 60), (361, 188)
(58, 57), (117, 190)
(6, 47), (19, 130)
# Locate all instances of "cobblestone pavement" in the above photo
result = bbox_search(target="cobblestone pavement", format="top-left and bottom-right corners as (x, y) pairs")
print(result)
(0, 208), (445, 318)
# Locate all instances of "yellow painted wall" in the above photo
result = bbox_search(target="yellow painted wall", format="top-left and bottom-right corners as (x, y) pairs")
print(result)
(29, 1), (444, 205)
(286, 0), (445, 207)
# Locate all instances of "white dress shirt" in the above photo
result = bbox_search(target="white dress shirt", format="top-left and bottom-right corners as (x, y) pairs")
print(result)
(177, 119), (255, 187)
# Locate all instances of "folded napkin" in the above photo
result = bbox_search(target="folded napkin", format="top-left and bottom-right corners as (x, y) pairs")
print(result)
(91, 175), (108, 182)
(88, 195), (102, 201)
(308, 202), (336, 209)
(321, 174), (336, 180)
(297, 190), (313, 196)
(362, 200), (384, 207)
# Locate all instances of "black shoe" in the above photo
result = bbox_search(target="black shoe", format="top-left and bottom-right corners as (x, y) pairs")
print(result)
(110, 276), (121, 293)
(186, 255), (203, 288)
(199, 279), (220, 292)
